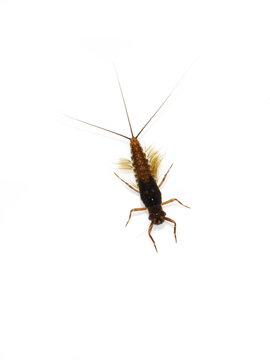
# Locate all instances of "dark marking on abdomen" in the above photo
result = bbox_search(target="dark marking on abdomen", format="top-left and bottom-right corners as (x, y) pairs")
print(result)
(138, 176), (162, 208)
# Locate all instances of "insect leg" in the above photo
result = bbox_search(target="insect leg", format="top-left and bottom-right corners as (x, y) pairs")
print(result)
(148, 222), (158, 252)
(126, 207), (147, 226)
(114, 172), (139, 193)
(162, 198), (190, 209)
(158, 164), (173, 187)
(164, 217), (177, 242)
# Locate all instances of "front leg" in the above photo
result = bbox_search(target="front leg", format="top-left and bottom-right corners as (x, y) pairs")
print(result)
(148, 222), (158, 252)
(164, 217), (177, 242)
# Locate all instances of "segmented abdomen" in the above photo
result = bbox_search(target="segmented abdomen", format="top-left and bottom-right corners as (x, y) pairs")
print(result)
(130, 137), (151, 184)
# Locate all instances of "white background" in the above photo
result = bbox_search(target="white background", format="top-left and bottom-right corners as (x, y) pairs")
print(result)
(0, 0), (270, 359)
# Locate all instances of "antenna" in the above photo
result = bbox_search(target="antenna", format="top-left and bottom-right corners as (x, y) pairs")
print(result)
(114, 66), (134, 137)
(136, 62), (194, 138)
(63, 114), (131, 140)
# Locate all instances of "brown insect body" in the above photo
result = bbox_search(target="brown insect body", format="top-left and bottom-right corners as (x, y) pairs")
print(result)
(130, 137), (165, 225)
(66, 69), (190, 251)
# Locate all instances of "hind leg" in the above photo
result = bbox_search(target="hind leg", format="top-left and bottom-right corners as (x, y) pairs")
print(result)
(158, 164), (173, 187)
(162, 198), (190, 209)
(126, 207), (147, 226)
(114, 172), (139, 193)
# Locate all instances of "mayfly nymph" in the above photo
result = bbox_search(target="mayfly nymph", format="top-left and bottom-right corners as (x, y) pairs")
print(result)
(66, 70), (190, 251)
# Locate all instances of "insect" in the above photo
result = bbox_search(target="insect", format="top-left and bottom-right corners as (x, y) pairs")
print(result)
(66, 70), (190, 251)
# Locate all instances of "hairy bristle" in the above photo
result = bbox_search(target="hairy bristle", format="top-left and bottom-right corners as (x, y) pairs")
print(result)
(145, 146), (163, 180)
(118, 158), (133, 170)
